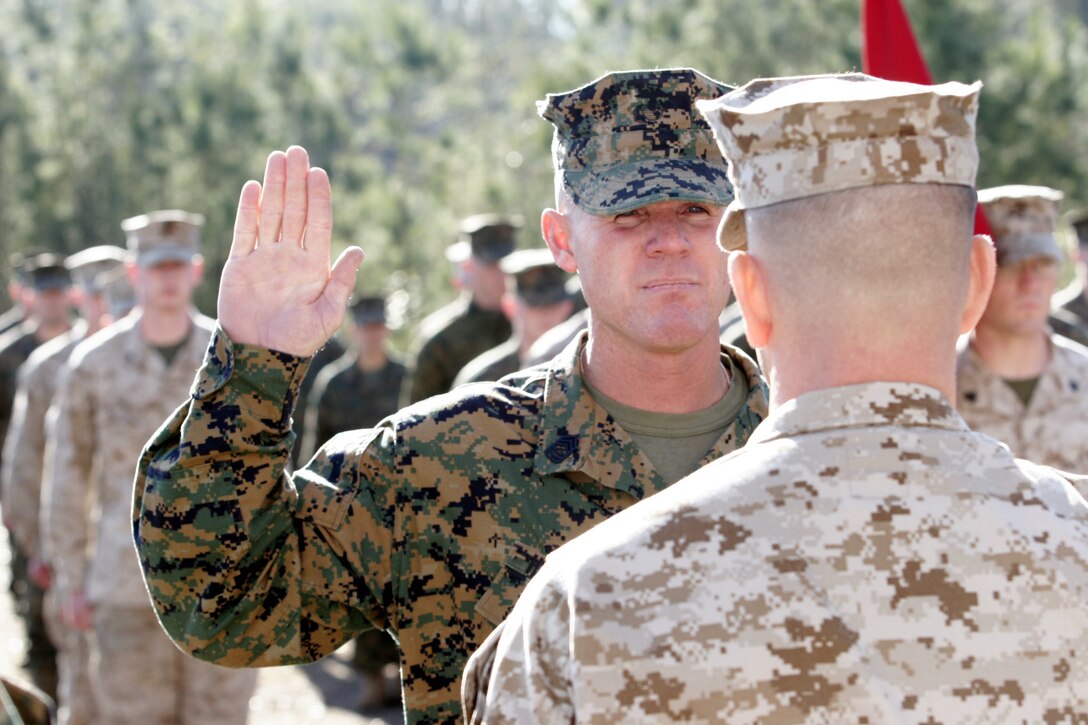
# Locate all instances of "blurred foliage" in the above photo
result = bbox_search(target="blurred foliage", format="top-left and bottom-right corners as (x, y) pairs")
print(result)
(0, 0), (1086, 330)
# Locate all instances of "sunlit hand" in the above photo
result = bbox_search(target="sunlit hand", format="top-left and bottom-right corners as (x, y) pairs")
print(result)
(218, 145), (365, 356)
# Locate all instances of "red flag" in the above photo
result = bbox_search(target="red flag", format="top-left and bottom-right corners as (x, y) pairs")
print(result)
(861, 0), (991, 234)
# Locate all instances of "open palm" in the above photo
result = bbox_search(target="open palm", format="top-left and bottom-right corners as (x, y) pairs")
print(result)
(218, 146), (364, 356)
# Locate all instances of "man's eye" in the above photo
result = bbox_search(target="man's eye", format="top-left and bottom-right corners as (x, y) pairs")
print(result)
(685, 204), (710, 215)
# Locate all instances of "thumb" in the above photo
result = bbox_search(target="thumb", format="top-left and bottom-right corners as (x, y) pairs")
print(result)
(321, 246), (366, 310)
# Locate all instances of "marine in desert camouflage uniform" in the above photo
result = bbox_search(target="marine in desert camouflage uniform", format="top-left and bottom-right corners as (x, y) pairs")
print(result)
(132, 68), (767, 724)
(401, 215), (517, 404)
(467, 75), (1088, 723)
(45, 212), (256, 724)
(958, 186), (1088, 472)
(1, 245), (125, 725)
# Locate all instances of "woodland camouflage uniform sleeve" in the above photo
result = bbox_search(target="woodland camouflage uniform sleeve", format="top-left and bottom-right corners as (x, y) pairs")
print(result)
(133, 326), (399, 667)
(1, 365), (45, 557)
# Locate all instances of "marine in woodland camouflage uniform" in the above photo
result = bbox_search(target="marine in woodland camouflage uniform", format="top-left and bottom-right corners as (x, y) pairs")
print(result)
(45, 212), (255, 724)
(302, 295), (404, 705)
(0, 254), (72, 699)
(1, 245), (125, 725)
(453, 248), (574, 385)
(133, 69), (763, 724)
(958, 186), (1088, 472)
(467, 75), (1088, 722)
(401, 214), (517, 404)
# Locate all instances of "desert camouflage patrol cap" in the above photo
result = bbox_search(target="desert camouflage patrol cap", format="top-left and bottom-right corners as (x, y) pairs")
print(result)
(64, 245), (127, 293)
(978, 185), (1064, 266)
(349, 295), (387, 326)
(445, 214), (521, 264)
(96, 266), (137, 320)
(539, 68), (734, 214)
(121, 210), (204, 267)
(499, 248), (570, 306)
(696, 73), (982, 251)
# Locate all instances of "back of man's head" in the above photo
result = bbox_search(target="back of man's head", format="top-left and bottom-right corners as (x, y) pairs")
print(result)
(747, 184), (976, 353)
(698, 74), (989, 401)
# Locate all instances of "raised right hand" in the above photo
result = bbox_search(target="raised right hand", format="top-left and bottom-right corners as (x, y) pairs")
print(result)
(218, 146), (365, 356)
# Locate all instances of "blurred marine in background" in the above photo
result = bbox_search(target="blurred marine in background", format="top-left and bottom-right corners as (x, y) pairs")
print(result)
(957, 186), (1088, 473)
(44, 211), (256, 724)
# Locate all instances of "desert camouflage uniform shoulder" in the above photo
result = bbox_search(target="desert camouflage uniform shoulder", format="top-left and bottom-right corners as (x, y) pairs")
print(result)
(471, 382), (1088, 723)
(957, 335), (1088, 473)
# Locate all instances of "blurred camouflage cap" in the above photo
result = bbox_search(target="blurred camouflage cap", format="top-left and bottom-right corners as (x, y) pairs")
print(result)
(539, 68), (734, 214)
(978, 185), (1064, 266)
(446, 214), (521, 264)
(64, 245), (127, 293)
(696, 73), (982, 251)
(349, 295), (387, 326)
(97, 266), (137, 320)
(121, 210), (204, 267)
(26, 253), (71, 291)
(499, 248), (570, 306)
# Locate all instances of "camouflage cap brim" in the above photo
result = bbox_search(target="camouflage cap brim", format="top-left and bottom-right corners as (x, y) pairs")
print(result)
(717, 202), (747, 252)
(996, 234), (1064, 267)
(561, 157), (733, 215)
(136, 244), (198, 268)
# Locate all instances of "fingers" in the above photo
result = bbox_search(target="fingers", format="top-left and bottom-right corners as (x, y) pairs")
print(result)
(323, 246), (366, 310)
(281, 146), (310, 246)
(303, 166), (333, 258)
(257, 151), (287, 246)
(229, 180), (262, 258)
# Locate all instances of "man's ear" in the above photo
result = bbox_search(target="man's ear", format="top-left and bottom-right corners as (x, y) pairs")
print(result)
(191, 255), (205, 285)
(500, 293), (517, 322)
(728, 251), (772, 349)
(541, 209), (577, 273)
(959, 234), (997, 335)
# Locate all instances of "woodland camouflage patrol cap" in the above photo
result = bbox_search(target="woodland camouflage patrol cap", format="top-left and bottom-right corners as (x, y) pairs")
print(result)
(539, 68), (734, 214)
(696, 73), (982, 250)
(978, 185), (1065, 266)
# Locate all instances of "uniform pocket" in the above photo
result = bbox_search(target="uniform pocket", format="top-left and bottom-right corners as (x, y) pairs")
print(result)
(474, 541), (546, 625)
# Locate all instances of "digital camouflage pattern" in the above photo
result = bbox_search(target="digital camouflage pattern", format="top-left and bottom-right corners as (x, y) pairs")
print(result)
(978, 185), (1065, 266)
(0, 322), (86, 560)
(133, 327), (767, 724)
(46, 311), (214, 606)
(696, 74), (981, 250)
(453, 339), (520, 386)
(540, 68), (734, 215)
(402, 297), (511, 405)
(957, 334), (1088, 473)
(467, 383), (1088, 724)
(0, 321), (52, 461)
(300, 354), (406, 463)
(46, 310), (257, 723)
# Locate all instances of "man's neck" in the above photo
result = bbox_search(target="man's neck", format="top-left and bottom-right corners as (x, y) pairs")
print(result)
(766, 338), (958, 410)
(139, 306), (192, 347)
(971, 324), (1050, 379)
(355, 349), (388, 372)
(34, 320), (70, 343)
(582, 325), (728, 414)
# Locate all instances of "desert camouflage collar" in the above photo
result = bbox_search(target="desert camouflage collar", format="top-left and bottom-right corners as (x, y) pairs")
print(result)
(532, 330), (768, 497)
(748, 382), (967, 447)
